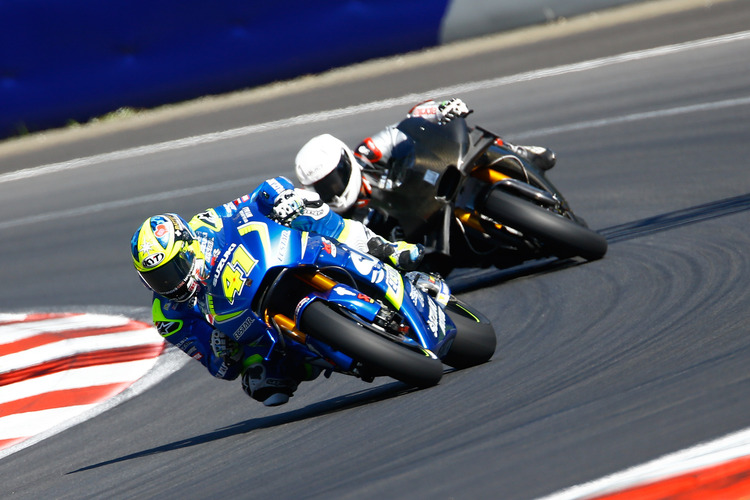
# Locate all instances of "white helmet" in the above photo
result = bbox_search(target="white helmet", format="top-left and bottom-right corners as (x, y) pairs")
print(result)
(295, 134), (362, 213)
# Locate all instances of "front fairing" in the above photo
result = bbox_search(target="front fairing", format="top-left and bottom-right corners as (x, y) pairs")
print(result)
(199, 214), (305, 343)
(369, 117), (471, 240)
(202, 209), (455, 357)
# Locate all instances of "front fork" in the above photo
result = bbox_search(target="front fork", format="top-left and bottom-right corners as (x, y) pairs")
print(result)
(264, 271), (361, 372)
(264, 271), (338, 344)
(455, 167), (511, 232)
(457, 165), (564, 231)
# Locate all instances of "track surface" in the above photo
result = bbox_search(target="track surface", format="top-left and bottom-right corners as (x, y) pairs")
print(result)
(1, 2), (750, 498)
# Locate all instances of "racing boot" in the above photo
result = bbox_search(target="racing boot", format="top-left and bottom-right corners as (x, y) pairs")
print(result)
(367, 236), (424, 271)
(405, 271), (451, 308)
(242, 357), (322, 407)
(242, 359), (299, 407)
(506, 142), (556, 171)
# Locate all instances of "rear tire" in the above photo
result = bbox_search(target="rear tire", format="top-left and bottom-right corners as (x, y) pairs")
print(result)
(442, 299), (497, 369)
(299, 301), (443, 388)
(481, 189), (608, 261)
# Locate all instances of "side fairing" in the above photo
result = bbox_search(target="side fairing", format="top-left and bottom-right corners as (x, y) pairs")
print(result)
(200, 214), (307, 345)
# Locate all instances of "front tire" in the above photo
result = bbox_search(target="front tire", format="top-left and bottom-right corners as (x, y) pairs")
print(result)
(299, 301), (443, 388)
(442, 298), (497, 369)
(481, 189), (608, 261)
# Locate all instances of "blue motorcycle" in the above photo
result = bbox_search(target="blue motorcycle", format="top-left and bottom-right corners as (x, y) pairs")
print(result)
(207, 214), (496, 388)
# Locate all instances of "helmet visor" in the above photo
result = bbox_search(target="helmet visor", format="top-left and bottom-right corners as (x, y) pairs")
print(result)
(140, 250), (195, 299)
(312, 149), (352, 203)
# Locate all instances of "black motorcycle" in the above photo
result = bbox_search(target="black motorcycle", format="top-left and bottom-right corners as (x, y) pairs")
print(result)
(364, 116), (608, 275)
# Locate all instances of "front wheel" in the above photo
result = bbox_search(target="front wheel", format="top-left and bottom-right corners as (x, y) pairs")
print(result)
(442, 298), (496, 369)
(480, 189), (608, 261)
(299, 301), (444, 388)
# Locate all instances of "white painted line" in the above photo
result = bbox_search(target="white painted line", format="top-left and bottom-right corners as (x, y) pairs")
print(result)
(1, 29), (748, 187)
(0, 178), (245, 231)
(511, 96), (750, 141)
(1, 91), (746, 235)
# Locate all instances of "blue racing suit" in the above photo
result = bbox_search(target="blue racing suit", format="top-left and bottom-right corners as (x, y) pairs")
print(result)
(150, 176), (385, 392)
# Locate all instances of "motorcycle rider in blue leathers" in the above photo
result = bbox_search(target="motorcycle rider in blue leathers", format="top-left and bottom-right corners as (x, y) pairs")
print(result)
(131, 176), (443, 407)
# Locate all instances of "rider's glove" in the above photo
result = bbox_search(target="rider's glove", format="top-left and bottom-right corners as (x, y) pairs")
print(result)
(210, 330), (242, 364)
(367, 235), (424, 271)
(271, 189), (305, 223)
(437, 98), (470, 123)
(405, 271), (451, 308)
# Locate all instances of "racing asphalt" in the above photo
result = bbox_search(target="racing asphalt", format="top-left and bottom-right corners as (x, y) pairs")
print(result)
(1, 0), (750, 498)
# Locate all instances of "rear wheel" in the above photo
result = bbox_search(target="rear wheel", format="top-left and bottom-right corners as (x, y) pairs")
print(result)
(481, 189), (608, 261)
(299, 301), (443, 388)
(442, 298), (496, 369)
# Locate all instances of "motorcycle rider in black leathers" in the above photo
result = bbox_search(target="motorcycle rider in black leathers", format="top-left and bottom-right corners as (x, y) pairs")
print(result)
(293, 98), (556, 270)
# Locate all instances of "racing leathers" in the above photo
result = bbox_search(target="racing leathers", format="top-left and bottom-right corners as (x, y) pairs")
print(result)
(342, 99), (556, 232)
(355, 98), (555, 177)
(312, 99), (556, 273)
(150, 176), (423, 406)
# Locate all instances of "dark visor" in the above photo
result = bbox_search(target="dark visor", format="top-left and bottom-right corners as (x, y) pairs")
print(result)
(140, 250), (194, 297)
(312, 149), (352, 203)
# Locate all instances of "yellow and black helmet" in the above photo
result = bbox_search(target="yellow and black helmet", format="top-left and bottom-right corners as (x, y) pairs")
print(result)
(131, 213), (204, 302)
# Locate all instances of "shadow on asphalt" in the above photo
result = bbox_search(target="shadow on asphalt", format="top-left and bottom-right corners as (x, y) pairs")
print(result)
(68, 381), (420, 474)
(68, 193), (750, 473)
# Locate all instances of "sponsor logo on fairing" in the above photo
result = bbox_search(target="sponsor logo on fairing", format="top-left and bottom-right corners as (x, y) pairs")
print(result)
(351, 252), (377, 275)
(209, 247), (221, 266)
(427, 300), (439, 337)
(239, 206), (253, 223)
(385, 267), (401, 295)
(321, 237), (337, 257)
(267, 178), (285, 194)
(371, 268), (385, 284)
(233, 316), (256, 340)
(213, 243), (237, 286)
(408, 282), (425, 309)
(438, 305), (446, 337)
(277, 230), (290, 261)
(333, 286), (356, 297)
(426, 300), (447, 339)
(233, 194), (250, 205)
